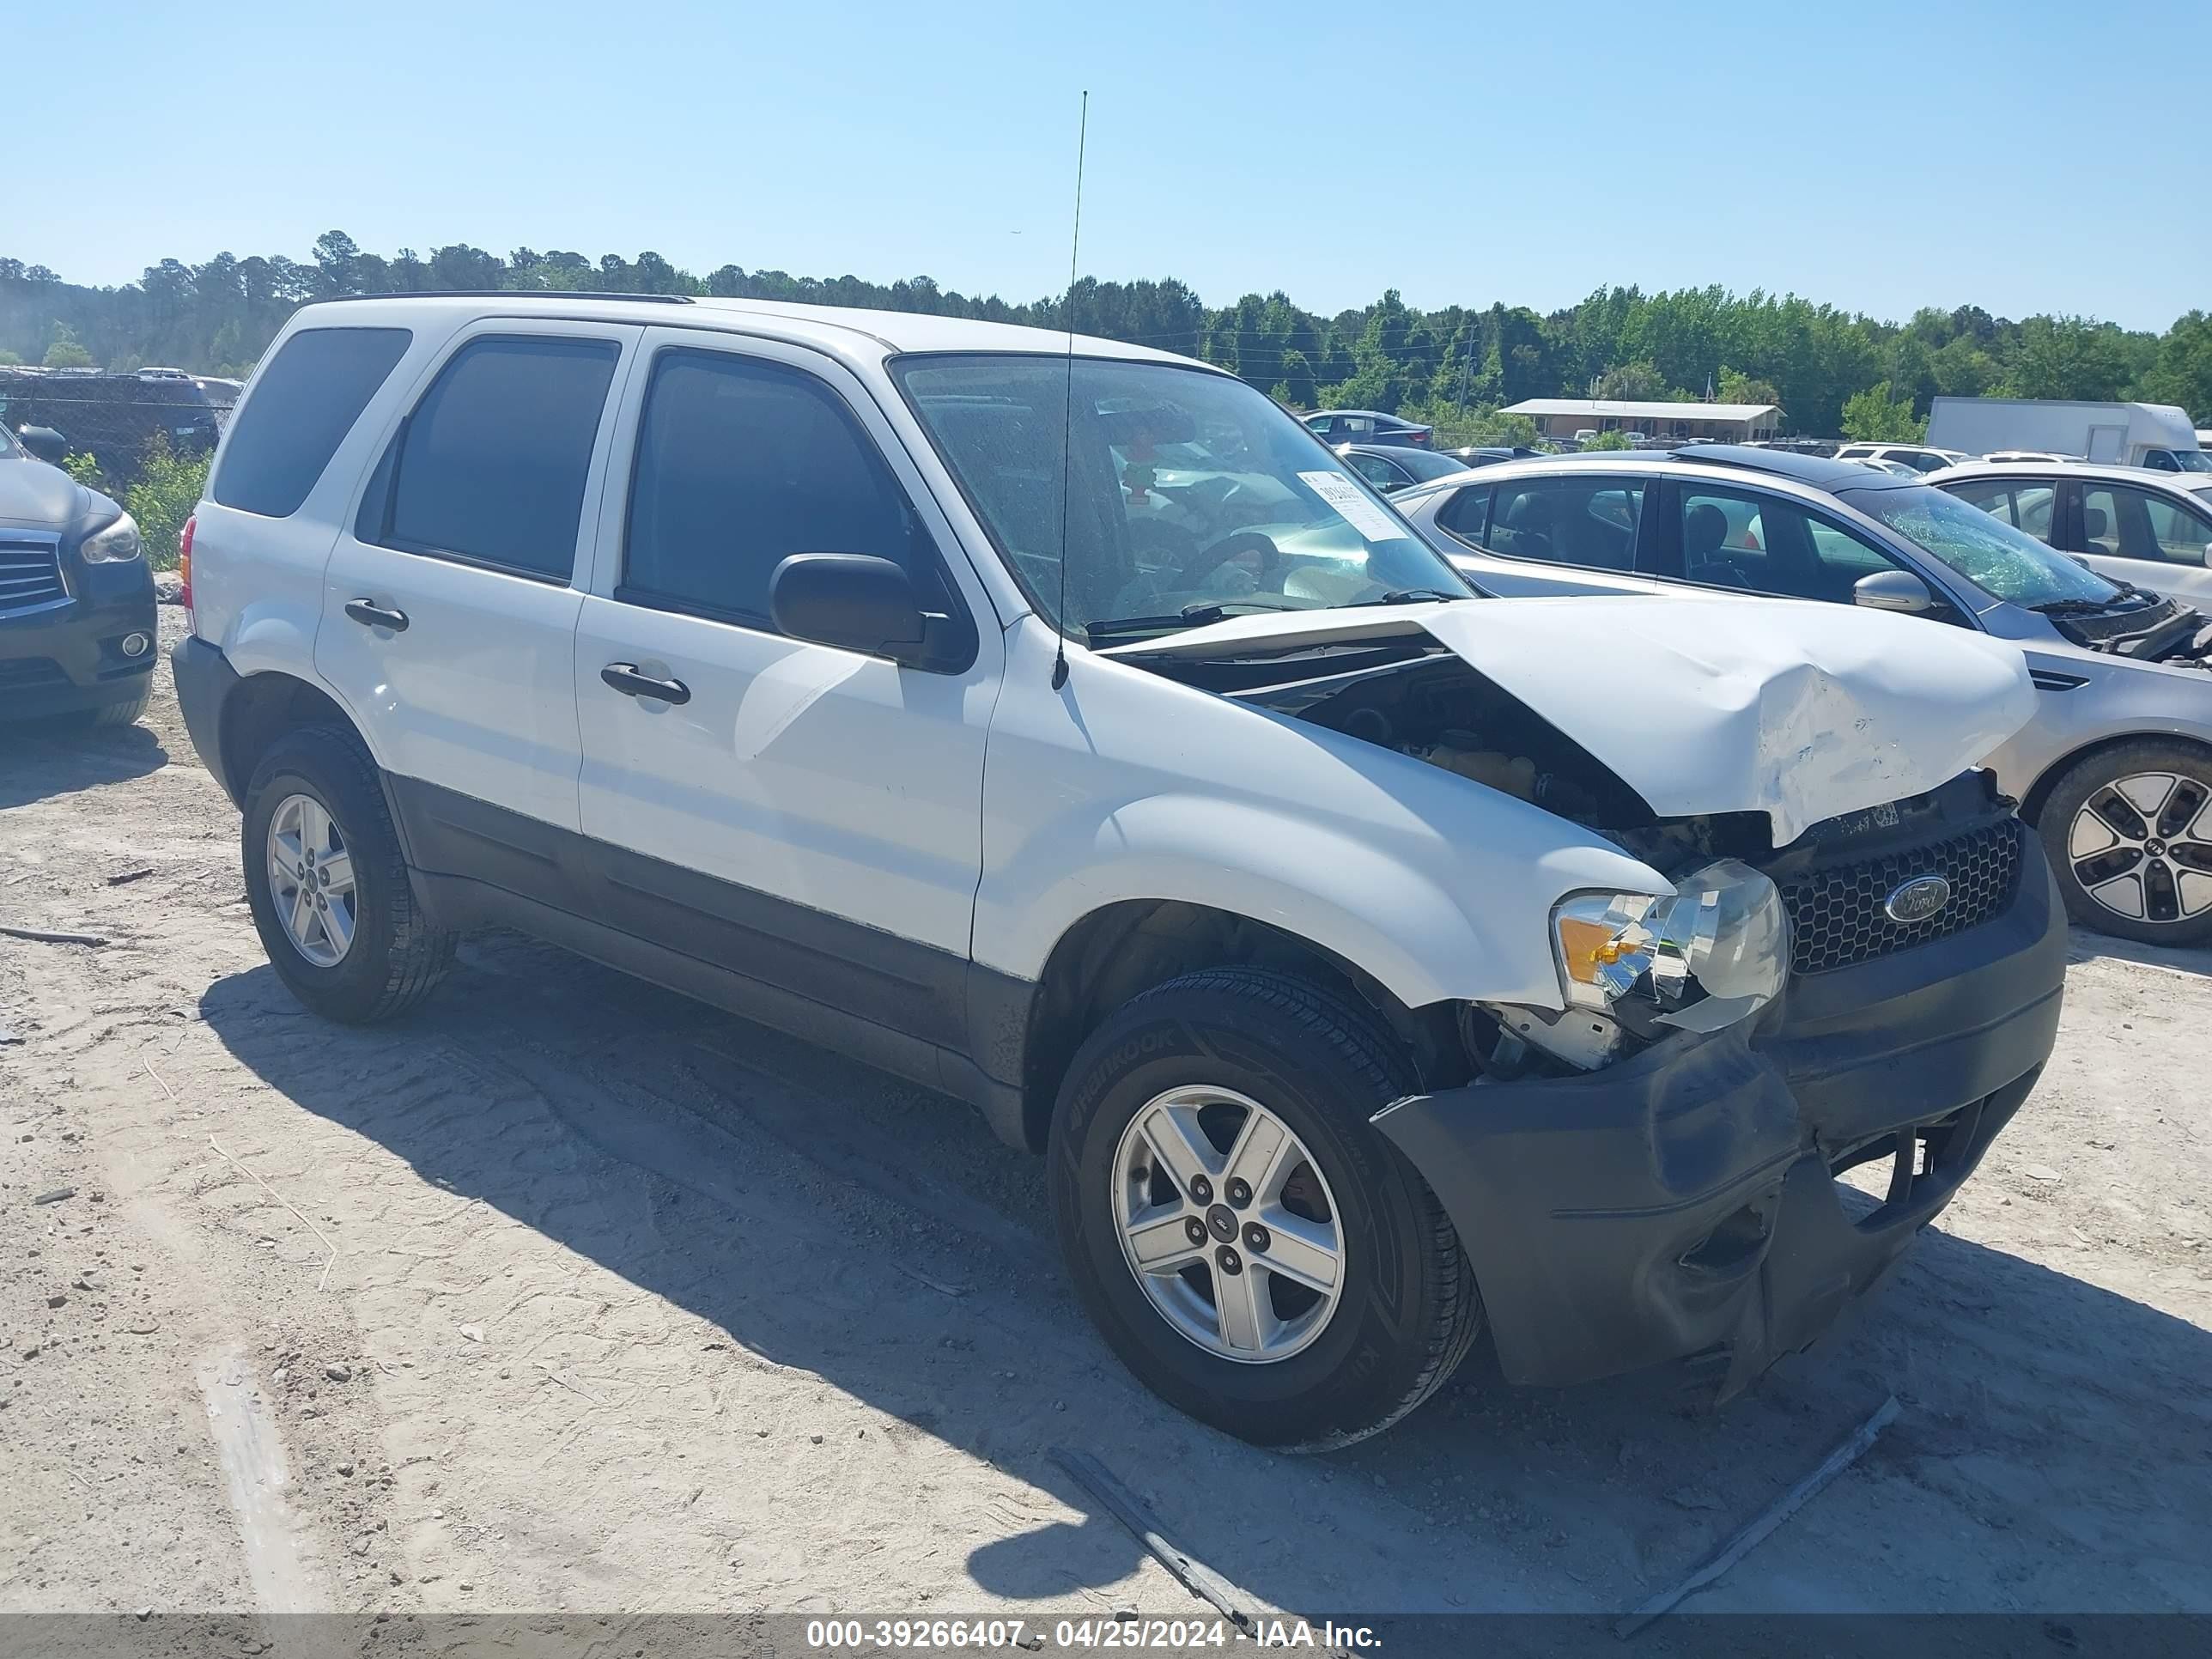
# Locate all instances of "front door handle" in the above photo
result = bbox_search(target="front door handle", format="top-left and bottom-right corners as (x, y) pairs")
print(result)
(600, 663), (691, 706)
(343, 599), (410, 633)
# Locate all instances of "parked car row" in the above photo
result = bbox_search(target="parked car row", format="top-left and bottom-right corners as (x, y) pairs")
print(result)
(1832, 442), (1971, 473)
(153, 293), (2070, 1449)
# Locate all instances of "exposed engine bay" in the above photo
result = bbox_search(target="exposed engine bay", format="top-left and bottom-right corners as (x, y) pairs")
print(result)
(1218, 645), (1778, 872)
(2051, 594), (2212, 665)
(1214, 646), (1664, 833)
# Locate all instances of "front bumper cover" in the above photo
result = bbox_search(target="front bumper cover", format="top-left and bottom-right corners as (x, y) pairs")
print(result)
(0, 557), (157, 720)
(1372, 823), (2065, 1396)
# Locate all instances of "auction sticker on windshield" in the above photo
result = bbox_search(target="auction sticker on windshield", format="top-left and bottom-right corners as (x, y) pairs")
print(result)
(1299, 471), (1403, 543)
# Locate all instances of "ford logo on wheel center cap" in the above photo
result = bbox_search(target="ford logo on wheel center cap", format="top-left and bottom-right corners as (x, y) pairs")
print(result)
(1885, 875), (1953, 924)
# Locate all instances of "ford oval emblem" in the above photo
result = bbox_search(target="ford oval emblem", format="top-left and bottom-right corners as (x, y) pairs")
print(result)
(1885, 875), (1953, 924)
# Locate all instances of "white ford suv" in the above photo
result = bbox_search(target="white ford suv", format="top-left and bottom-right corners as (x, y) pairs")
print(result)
(173, 294), (2065, 1448)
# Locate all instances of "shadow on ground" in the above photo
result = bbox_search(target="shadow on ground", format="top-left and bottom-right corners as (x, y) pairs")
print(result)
(0, 718), (167, 810)
(2067, 926), (2210, 979)
(198, 933), (2212, 1626)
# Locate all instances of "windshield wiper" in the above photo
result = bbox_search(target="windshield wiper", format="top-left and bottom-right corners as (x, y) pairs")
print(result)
(1352, 587), (1470, 606)
(1084, 599), (1298, 641)
(2029, 598), (2124, 616)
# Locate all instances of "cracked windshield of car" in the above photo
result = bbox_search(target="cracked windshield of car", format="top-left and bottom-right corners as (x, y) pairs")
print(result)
(894, 356), (1470, 637)
(1851, 484), (2122, 608)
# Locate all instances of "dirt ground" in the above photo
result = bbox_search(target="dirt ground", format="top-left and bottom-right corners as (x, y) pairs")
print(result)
(3, 605), (2209, 1635)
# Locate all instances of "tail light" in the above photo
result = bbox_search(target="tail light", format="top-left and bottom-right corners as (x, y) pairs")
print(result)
(1409, 428), (1432, 447)
(178, 514), (196, 617)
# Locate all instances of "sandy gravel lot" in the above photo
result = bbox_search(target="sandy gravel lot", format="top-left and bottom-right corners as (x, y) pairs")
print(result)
(3, 607), (2209, 1638)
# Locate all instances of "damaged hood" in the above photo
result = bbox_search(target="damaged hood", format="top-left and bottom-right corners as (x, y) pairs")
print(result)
(1103, 596), (2038, 843)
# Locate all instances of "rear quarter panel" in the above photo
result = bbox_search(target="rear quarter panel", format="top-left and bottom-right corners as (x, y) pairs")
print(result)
(189, 314), (466, 749)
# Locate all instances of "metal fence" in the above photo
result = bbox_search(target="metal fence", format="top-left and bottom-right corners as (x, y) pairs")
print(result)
(1, 374), (231, 486)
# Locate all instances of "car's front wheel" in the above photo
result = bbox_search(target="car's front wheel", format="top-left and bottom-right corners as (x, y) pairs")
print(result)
(1048, 969), (1480, 1450)
(2039, 739), (2212, 945)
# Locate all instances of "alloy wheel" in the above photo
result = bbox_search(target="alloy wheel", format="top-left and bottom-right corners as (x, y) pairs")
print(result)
(1110, 1085), (1346, 1364)
(2067, 770), (2212, 926)
(265, 792), (358, 967)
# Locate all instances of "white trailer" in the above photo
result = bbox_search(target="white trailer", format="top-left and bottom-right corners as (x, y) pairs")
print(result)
(1927, 398), (2208, 472)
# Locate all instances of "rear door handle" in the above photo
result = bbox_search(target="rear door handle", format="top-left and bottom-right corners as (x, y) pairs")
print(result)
(600, 663), (691, 706)
(343, 599), (410, 632)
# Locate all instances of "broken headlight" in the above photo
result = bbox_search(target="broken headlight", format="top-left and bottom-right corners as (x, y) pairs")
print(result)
(1552, 858), (1790, 1033)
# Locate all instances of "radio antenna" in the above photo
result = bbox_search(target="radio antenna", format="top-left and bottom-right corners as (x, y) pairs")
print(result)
(1050, 89), (1089, 691)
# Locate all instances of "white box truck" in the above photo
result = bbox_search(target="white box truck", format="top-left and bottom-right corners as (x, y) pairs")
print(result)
(1927, 398), (2209, 472)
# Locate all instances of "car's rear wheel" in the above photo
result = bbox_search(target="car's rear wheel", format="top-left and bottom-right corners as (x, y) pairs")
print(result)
(2039, 740), (2212, 945)
(242, 725), (454, 1022)
(1048, 968), (1480, 1450)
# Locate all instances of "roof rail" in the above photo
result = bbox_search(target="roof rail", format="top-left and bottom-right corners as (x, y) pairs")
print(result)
(311, 289), (696, 306)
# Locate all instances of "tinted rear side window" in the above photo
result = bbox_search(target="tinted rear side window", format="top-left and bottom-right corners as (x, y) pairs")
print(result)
(211, 327), (411, 517)
(381, 337), (618, 580)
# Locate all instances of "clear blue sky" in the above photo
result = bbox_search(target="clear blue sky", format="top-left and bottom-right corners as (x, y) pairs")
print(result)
(15, 0), (2208, 331)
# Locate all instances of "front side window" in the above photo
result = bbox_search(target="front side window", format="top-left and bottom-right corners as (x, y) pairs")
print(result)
(1841, 483), (2123, 608)
(623, 349), (944, 623)
(1481, 477), (1644, 571)
(213, 326), (411, 518)
(2081, 484), (2212, 568)
(894, 356), (1470, 635)
(1674, 487), (1910, 601)
(380, 336), (618, 580)
(2143, 493), (2212, 564)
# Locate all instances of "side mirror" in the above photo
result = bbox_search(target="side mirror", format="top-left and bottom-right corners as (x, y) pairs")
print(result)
(16, 424), (67, 464)
(1854, 569), (1936, 614)
(769, 553), (971, 672)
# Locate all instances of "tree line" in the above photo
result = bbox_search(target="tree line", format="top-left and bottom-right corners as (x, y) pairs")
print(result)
(3, 232), (2208, 445)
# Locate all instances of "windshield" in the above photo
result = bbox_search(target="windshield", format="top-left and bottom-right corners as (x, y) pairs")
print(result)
(2172, 449), (2212, 474)
(894, 356), (1471, 635)
(0, 425), (21, 460)
(1844, 484), (2126, 608)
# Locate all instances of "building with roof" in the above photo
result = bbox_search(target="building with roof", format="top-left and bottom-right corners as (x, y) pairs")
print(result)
(1501, 398), (1783, 443)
